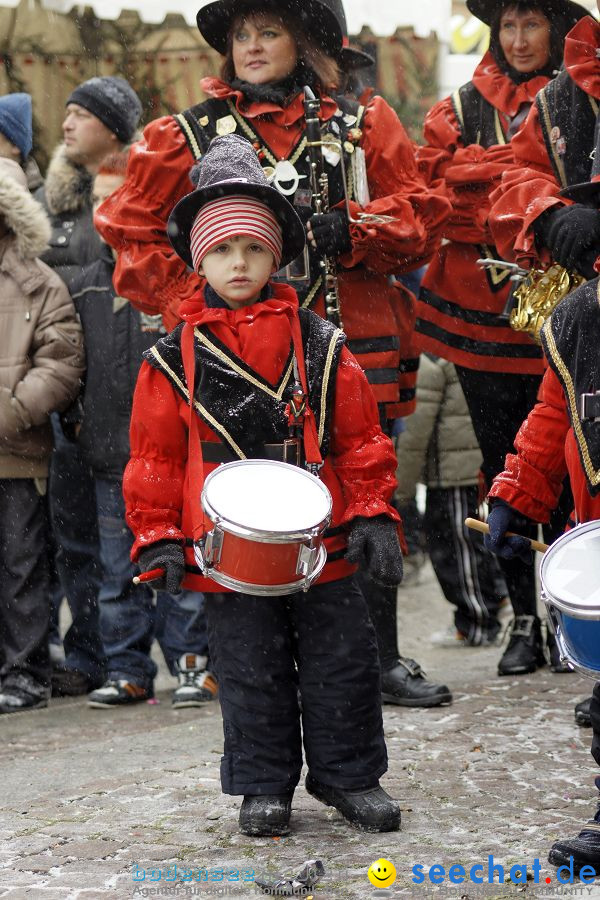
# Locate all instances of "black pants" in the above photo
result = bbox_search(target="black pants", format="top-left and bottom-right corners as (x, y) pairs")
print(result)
(205, 575), (387, 796)
(425, 485), (504, 643)
(455, 368), (572, 618)
(0, 478), (51, 694)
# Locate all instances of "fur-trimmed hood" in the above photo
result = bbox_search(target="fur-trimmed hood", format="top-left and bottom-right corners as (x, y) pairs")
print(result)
(0, 166), (51, 260)
(43, 144), (92, 216)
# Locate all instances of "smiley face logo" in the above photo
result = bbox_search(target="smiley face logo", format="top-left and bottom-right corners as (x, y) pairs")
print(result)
(367, 858), (396, 888)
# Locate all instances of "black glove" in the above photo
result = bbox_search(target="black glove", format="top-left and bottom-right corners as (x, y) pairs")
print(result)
(484, 502), (534, 564)
(308, 209), (352, 257)
(346, 514), (404, 586)
(137, 540), (185, 593)
(535, 205), (600, 275)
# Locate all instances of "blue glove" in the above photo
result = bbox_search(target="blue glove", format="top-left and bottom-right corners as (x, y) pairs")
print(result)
(484, 502), (534, 564)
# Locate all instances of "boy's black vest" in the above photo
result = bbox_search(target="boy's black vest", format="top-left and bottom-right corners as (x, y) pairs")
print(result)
(450, 81), (512, 292)
(541, 278), (600, 496)
(144, 307), (345, 462)
(535, 69), (599, 190)
(173, 94), (364, 309)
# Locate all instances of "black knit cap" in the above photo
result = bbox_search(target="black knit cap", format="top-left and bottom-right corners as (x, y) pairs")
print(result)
(196, 0), (344, 55)
(66, 77), (142, 143)
(466, 0), (589, 27)
(167, 134), (306, 270)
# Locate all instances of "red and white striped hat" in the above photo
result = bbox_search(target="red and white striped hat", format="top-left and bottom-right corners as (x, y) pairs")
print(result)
(190, 194), (283, 272)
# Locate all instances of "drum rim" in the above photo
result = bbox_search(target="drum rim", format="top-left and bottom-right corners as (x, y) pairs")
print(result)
(540, 520), (600, 618)
(201, 458), (333, 541)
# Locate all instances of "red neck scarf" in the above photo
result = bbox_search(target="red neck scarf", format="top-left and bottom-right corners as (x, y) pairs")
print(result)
(471, 51), (551, 117)
(564, 14), (600, 100)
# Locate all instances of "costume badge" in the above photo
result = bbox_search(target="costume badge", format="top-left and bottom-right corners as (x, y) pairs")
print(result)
(550, 126), (561, 143)
(216, 115), (237, 136)
(199, 116), (209, 127)
(557, 137), (567, 156)
(272, 160), (307, 196)
(343, 113), (358, 126)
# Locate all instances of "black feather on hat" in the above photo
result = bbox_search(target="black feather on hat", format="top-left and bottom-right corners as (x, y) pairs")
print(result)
(196, 0), (344, 55)
(167, 134), (306, 270)
(466, 0), (589, 27)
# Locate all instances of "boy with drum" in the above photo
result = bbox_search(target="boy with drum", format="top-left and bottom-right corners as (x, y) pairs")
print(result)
(484, 146), (600, 875)
(123, 134), (403, 837)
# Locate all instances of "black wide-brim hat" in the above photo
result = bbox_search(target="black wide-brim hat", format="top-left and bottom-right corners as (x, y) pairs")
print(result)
(197, 0), (344, 55)
(167, 134), (306, 271)
(339, 44), (375, 72)
(560, 178), (600, 205)
(466, 0), (589, 27)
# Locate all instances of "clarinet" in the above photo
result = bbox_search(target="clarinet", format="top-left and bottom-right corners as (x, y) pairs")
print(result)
(303, 85), (343, 331)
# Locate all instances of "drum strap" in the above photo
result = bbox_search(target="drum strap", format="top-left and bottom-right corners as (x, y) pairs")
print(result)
(286, 307), (323, 470)
(181, 321), (209, 542)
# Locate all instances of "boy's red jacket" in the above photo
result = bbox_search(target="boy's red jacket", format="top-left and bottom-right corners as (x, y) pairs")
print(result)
(123, 282), (400, 592)
(415, 53), (547, 375)
(489, 15), (600, 269)
(95, 83), (451, 417)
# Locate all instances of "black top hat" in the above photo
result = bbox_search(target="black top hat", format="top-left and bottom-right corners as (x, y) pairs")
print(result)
(167, 134), (306, 270)
(560, 118), (600, 205)
(339, 43), (375, 72)
(196, 0), (344, 56)
(466, 0), (589, 27)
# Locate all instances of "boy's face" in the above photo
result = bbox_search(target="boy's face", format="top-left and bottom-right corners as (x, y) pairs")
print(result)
(198, 234), (276, 308)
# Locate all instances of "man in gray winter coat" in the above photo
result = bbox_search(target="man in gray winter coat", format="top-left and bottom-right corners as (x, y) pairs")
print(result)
(0, 157), (84, 712)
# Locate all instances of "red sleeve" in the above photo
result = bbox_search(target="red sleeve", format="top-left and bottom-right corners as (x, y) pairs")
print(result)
(488, 103), (567, 265)
(330, 346), (400, 523)
(94, 116), (201, 332)
(418, 96), (515, 244)
(123, 361), (189, 557)
(340, 96), (451, 274)
(488, 366), (570, 522)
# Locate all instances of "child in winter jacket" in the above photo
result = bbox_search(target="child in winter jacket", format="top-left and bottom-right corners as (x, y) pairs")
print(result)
(0, 157), (84, 713)
(123, 134), (403, 837)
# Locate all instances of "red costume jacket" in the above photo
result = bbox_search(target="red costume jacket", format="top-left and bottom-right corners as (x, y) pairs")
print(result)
(123, 282), (400, 593)
(415, 53), (547, 374)
(489, 15), (600, 269)
(95, 81), (451, 417)
(489, 278), (600, 525)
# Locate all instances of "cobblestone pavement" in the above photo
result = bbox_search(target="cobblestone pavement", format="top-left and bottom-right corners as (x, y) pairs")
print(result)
(2, 562), (600, 900)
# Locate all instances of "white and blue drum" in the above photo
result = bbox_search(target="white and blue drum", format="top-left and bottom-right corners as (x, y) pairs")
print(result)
(540, 520), (600, 679)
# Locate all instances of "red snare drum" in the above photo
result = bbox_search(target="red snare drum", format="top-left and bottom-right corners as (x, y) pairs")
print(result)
(195, 460), (332, 595)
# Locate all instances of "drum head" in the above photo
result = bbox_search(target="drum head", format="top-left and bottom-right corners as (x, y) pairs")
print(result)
(540, 521), (600, 618)
(202, 460), (332, 535)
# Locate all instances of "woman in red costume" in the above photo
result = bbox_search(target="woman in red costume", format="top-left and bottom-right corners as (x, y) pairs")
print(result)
(95, 0), (453, 709)
(415, 0), (588, 676)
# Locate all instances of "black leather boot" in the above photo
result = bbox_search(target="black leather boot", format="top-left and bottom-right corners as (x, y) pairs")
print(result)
(575, 697), (593, 727)
(549, 778), (600, 875)
(546, 630), (573, 674)
(238, 794), (293, 837)
(381, 657), (452, 707)
(497, 615), (545, 676)
(305, 774), (400, 832)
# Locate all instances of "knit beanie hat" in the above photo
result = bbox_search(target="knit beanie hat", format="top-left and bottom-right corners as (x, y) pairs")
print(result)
(66, 77), (142, 143)
(0, 93), (33, 160)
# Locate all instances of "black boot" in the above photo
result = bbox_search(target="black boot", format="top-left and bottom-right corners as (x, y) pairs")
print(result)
(575, 697), (593, 727)
(497, 615), (545, 676)
(546, 630), (573, 674)
(238, 794), (292, 837)
(381, 658), (452, 708)
(549, 778), (600, 875)
(305, 774), (400, 832)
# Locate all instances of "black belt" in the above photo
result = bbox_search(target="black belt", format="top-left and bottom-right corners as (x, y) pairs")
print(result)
(201, 441), (302, 465)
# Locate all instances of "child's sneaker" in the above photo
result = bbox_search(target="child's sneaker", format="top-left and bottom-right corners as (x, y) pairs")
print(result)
(172, 654), (217, 708)
(0, 676), (48, 714)
(88, 679), (152, 708)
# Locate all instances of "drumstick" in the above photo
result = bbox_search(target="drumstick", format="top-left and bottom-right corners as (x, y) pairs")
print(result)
(132, 567), (165, 585)
(465, 518), (549, 554)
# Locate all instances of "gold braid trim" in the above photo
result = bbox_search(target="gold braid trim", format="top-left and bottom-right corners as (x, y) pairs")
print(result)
(148, 345), (246, 459)
(194, 327), (294, 400)
(542, 296), (600, 487)
(174, 113), (202, 161)
(538, 88), (567, 188)
(319, 327), (343, 446)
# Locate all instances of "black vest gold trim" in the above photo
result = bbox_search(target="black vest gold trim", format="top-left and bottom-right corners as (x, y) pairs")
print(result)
(145, 308), (345, 461)
(536, 70), (598, 190)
